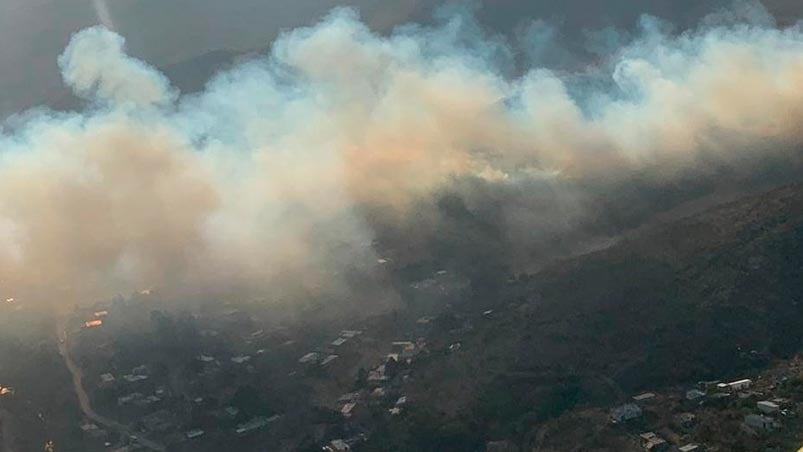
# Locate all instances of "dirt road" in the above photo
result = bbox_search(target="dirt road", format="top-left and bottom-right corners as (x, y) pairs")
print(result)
(56, 323), (165, 451)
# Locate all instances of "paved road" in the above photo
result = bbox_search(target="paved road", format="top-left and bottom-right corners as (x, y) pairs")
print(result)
(56, 323), (166, 451)
(0, 409), (16, 452)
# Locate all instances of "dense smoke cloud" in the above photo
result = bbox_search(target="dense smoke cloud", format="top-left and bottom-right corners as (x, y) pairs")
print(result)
(2, 2), (803, 307)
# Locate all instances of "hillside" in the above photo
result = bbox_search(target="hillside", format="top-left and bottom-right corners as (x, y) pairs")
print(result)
(362, 183), (803, 451)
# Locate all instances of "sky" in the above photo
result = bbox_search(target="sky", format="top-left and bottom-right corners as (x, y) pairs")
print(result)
(1, 0), (802, 119)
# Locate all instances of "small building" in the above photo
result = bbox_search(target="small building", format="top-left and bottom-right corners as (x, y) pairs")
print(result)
(744, 414), (778, 431)
(686, 389), (705, 400)
(371, 387), (386, 399)
(633, 392), (656, 403)
(367, 366), (388, 383)
(231, 355), (251, 364)
(122, 374), (148, 383)
(728, 379), (753, 391)
(117, 393), (144, 406)
(610, 404), (643, 423)
(299, 352), (320, 364)
(185, 429), (205, 440)
(323, 439), (351, 452)
(337, 392), (361, 404)
(341, 402), (357, 418)
(678, 445), (700, 452)
(235, 415), (279, 435)
(758, 400), (780, 414)
(639, 432), (668, 451)
(100, 373), (116, 385)
(321, 355), (339, 367)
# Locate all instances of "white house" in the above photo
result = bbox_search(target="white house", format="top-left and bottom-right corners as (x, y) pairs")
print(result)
(610, 403), (642, 423)
(727, 379), (752, 391)
(757, 400), (780, 414)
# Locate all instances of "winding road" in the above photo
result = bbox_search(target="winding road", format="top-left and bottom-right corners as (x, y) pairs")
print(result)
(56, 322), (166, 451)
(0, 409), (16, 452)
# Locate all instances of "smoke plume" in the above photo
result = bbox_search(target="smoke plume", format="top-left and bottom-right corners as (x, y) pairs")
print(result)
(2, 2), (803, 307)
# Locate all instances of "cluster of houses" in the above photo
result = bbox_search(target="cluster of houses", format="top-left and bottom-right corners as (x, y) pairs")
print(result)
(606, 373), (803, 451)
(84, 310), (108, 329)
(297, 330), (364, 370)
(323, 336), (427, 450)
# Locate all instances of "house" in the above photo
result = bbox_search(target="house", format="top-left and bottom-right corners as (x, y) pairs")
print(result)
(639, 432), (668, 451)
(323, 439), (351, 452)
(678, 444), (700, 452)
(727, 379), (753, 391)
(392, 341), (418, 359)
(100, 373), (116, 385)
(610, 404), (642, 423)
(758, 400), (780, 414)
(337, 392), (361, 404)
(686, 389), (705, 400)
(341, 402), (357, 418)
(368, 366), (388, 383)
(633, 392), (656, 403)
(744, 414), (779, 431)
(84, 320), (103, 328)
(235, 415), (279, 435)
(299, 352), (320, 364)
(185, 429), (205, 440)
(231, 355), (251, 364)
(122, 374), (148, 383)
(117, 393), (144, 406)
(321, 355), (339, 367)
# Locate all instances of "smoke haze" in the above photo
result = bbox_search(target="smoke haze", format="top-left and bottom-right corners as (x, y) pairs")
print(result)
(2, 1), (803, 307)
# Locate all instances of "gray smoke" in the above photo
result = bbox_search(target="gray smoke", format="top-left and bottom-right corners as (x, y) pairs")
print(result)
(1, 2), (803, 307)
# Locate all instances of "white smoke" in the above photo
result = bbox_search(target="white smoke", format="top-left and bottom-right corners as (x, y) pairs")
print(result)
(2, 3), (803, 306)
(58, 27), (175, 107)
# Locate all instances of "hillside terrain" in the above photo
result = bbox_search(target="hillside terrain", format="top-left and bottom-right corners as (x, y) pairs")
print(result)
(361, 183), (803, 451)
